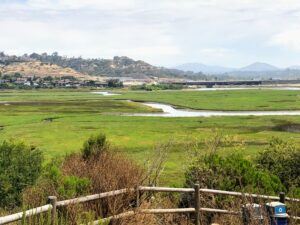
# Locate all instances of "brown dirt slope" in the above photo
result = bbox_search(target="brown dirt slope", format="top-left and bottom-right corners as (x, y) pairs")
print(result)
(0, 61), (91, 79)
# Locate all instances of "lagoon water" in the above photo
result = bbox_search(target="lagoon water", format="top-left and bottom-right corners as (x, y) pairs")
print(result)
(92, 90), (300, 117)
(92, 91), (120, 96)
(129, 102), (300, 117)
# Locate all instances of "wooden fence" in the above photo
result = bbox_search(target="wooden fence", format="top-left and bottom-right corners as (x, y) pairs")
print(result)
(0, 185), (299, 225)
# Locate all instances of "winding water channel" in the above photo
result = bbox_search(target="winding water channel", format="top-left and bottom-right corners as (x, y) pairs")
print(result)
(132, 102), (300, 117)
(93, 91), (300, 117)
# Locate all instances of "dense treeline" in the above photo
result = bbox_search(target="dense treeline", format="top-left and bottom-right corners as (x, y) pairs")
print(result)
(131, 83), (184, 91)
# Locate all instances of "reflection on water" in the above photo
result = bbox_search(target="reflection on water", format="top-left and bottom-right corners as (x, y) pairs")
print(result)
(128, 102), (300, 117)
(92, 91), (120, 96)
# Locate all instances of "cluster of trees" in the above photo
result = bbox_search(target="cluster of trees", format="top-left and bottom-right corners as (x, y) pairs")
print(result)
(107, 79), (123, 88)
(131, 83), (183, 91)
(0, 72), (22, 80)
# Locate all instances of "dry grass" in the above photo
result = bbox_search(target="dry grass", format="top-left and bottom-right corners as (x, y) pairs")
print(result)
(0, 61), (89, 79)
(22, 150), (144, 224)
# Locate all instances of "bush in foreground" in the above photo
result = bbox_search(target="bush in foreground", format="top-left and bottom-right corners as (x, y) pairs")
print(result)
(81, 133), (108, 159)
(23, 133), (145, 224)
(256, 137), (300, 196)
(0, 140), (42, 209)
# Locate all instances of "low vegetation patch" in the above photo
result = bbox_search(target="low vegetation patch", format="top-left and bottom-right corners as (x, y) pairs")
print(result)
(273, 122), (300, 133)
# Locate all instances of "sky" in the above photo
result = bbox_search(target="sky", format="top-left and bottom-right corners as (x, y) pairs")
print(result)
(1, 0), (300, 68)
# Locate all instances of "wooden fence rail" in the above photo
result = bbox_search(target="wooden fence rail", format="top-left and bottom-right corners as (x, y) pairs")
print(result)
(0, 205), (52, 224)
(0, 185), (299, 225)
(138, 186), (300, 202)
(56, 188), (134, 207)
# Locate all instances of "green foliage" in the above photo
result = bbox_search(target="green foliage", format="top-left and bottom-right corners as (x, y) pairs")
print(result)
(185, 153), (285, 195)
(0, 140), (43, 208)
(131, 83), (183, 91)
(107, 79), (123, 88)
(1, 89), (300, 186)
(82, 133), (108, 159)
(13, 72), (22, 78)
(41, 161), (91, 199)
(256, 137), (300, 194)
(58, 176), (91, 198)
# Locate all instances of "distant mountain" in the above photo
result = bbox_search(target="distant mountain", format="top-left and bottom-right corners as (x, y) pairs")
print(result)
(227, 62), (300, 79)
(174, 63), (234, 74)
(287, 65), (300, 70)
(239, 62), (279, 72)
(174, 62), (281, 74)
(174, 61), (300, 79)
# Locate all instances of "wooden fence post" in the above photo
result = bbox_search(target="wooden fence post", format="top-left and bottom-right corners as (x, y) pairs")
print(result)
(48, 196), (57, 225)
(194, 184), (200, 225)
(136, 186), (140, 209)
(279, 192), (285, 203)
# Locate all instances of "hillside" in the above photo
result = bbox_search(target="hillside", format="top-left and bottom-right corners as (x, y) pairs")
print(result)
(30, 53), (208, 79)
(0, 52), (208, 80)
(0, 61), (89, 79)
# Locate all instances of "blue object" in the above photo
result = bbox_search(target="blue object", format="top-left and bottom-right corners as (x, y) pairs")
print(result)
(266, 202), (288, 225)
(274, 205), (286, 215)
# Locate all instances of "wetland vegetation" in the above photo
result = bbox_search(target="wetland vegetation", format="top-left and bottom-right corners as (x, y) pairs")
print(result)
(1, 89), (300, 186)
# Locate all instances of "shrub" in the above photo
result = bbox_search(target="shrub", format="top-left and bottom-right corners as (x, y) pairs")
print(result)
(58, 175), (91, 198)
(184, 133), (285, 195)
(81, 133), (108, 159)
(24, 134), (145, 224)
(185, 153), (285, 194)
(256, 137), (300, 195)
(0, 140), (43, 208)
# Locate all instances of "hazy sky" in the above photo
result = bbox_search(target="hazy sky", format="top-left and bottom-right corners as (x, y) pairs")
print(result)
(1, 0), (300, 67)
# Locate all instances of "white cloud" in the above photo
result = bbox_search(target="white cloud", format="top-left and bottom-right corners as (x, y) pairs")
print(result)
(1, 0), (300, 66)
(26, 0), (136, 10)
(269, 29), (300, 51)
(199, 48), (234, 58)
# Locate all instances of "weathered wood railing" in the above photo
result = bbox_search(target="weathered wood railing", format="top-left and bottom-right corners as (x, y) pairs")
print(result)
(0, 185), (299, 225)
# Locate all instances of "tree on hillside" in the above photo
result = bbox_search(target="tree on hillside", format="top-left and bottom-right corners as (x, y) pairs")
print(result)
(107, 79), (123, 88)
